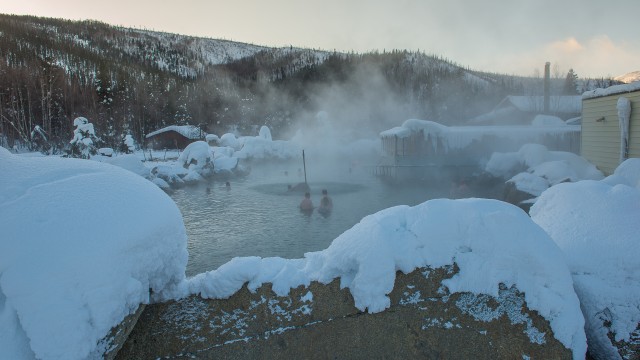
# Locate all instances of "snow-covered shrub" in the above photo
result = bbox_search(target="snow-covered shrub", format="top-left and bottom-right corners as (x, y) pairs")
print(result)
(67, 117), (100, 159)
(121, 134), (136, 154)
(258, 125), (272, 141)
(30, 125), (51, 154)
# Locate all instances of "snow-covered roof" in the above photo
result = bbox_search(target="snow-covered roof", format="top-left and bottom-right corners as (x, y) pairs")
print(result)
(582, 81), (640, 100)
(379, 126), (412, 138)
(380, 119), (580, 152)
(145, 125), (205, 140)
(497, 96), (582, 114)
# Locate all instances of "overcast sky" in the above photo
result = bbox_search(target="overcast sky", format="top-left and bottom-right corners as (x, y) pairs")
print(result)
(3, 0), (639, 78)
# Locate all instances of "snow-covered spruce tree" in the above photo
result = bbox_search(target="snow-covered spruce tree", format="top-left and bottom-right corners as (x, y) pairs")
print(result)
(120, 133), (136, 154)
(67, 117), (100, 159)
(563, 69), (579, 95)
(30, 125), (51, 154)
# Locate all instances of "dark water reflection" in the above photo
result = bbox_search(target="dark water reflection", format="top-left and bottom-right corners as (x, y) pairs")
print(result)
(170, 163), (451, 277)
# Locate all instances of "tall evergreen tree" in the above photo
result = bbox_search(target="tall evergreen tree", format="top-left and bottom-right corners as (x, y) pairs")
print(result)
(563, 69), (579, 95)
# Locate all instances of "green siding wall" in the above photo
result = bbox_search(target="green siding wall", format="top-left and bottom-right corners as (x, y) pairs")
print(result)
(582, 90), (640, 175)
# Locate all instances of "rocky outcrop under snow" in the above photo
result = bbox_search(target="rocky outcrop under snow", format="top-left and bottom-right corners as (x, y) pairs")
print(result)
(116, 267), (572, 359)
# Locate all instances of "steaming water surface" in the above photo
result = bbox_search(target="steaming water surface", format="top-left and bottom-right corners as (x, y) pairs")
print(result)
(170, 163), (450, 277)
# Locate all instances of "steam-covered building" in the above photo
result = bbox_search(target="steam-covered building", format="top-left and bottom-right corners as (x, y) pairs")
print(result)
(378, 119), (580, 179)
(469, 95), (582, 125)
(145, 125), (206, 150)
(581, 82), (640, 175)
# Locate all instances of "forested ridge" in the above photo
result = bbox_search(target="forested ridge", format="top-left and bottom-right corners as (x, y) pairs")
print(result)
(0, 14), (620, 153)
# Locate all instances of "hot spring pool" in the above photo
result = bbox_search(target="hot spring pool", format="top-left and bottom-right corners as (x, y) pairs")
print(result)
(170, 163), (451, 277)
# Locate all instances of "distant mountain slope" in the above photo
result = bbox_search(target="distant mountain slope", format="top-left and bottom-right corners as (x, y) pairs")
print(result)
(615, 71), (640, 83)
(0, 14), (622, 153)
(0, 14), (299, 78)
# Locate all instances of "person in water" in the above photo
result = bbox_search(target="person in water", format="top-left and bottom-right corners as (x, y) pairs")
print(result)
(318, 189), (333, 213)
(225, 181), (231, 190)
(299, 192), (314, 211)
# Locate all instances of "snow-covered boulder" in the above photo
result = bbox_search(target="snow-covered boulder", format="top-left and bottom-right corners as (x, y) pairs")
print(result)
(212, 146), (235, 159)
(205, 133), (220, 145)
(151, 164), (188, 187)
(530, 158), (640, 360)
(177, 141), (214, 180)
(0, 146), (188, 360)
(159, 197), (586, 359)
(219, 133), (241, 150)
(120, 266), (576, 359)
(97, 147), (114, 157)
(213, 156), (239, 174)
(486, 144), (604, 201)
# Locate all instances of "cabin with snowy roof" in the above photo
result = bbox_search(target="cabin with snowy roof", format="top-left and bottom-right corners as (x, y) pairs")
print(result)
(145, 125), (206, 150)
(469, 95), (582, 125)
(378, 119), (580, 179)
(581, 82), (640, 175)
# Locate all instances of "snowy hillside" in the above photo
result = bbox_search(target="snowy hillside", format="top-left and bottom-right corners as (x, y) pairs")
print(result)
(614, 70), (640, 84)
(0, 13), (624, 154)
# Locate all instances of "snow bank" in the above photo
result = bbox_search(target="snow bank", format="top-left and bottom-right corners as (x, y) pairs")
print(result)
(177, 198), (586, 359)
(603, 158), (640, 188)
(486, 144), (604, 196)
(0, 147), (188, 360)
(530, 158), (640, 359)
(98, 154), (151, 178)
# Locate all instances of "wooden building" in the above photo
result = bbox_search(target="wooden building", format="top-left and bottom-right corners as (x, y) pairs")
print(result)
(469, 95), (582, 125)
(581, 82), (640, 175)
(145, 125), (205, 150)
(378, 119), (580, 180)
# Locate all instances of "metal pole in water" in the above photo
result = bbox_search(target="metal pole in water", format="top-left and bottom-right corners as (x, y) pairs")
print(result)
(302, 149), (308, 184)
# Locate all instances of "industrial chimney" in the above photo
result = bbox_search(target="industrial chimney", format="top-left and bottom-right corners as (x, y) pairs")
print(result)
(544, 62), (550, 114)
